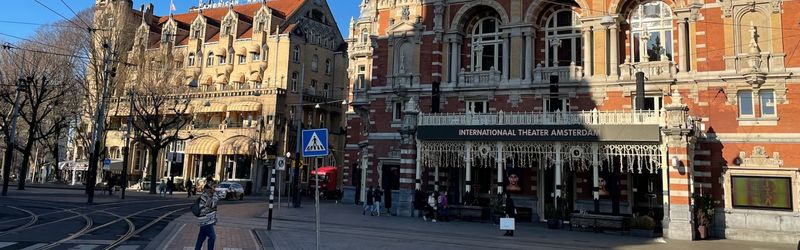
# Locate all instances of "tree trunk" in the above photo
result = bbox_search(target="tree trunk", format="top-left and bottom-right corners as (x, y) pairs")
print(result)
(17, 144), (32, 190)
(148, 147), (159, 194)
(52, 144), (61, 183)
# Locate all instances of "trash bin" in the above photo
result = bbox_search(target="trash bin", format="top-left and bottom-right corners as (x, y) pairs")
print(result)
(245, 181), (253, 195)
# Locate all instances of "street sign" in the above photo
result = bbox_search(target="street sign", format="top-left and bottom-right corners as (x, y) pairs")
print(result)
(103, 158), (111, 171)
(275, 156), (286, 171)
(302, 129), (329, 157)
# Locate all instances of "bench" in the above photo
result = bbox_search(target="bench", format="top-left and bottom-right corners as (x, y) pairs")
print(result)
(450, 205), (485, 222)
(570, 213), (628, 234)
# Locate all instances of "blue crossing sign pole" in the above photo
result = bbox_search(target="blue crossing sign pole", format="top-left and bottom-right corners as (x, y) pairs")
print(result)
(302, 128), (328, 250)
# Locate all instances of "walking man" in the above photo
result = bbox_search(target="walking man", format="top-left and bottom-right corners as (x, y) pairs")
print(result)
(159, 179), (167, 197)
(196, 184), (219, 250)
(107, 175), (115, 196)
(186, 179), (194, 198)
(373, 187), (383, 216)
(167, 176), (175, 196)
(503, 193), (516, 237)
(363, 186), (374, 215)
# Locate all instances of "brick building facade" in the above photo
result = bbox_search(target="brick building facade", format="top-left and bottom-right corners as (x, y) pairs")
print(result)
(343, 0), (800, 243)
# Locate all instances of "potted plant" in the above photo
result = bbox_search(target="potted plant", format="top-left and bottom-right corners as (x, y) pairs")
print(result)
(693, 193), (720, 239)
(629, 214), (656, 238)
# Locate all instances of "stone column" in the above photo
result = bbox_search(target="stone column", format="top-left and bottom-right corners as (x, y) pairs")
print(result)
(592, 142), (600, 213)
(399, 98), (419, 217)
(582, 27), (593, 76)
(502, 34), (510, 80)
(555, 142), (562, 202)
(496, 142), (504, 194)
(465, 141), (472, 193)
(525, 32), (533, 81)
(609, 24), (620, 78)
(662, 90), (696, 241)
(677, 19), (688, 73)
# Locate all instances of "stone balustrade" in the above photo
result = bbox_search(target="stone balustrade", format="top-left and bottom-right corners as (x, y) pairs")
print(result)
(419, 109), (663, 126)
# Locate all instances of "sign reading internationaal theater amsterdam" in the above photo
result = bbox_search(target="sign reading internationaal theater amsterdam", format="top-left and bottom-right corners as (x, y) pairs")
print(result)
(416, 125), (661, 142)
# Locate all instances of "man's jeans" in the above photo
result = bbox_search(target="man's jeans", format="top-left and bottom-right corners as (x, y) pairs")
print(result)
(373, 201), (381, 215)
(195, 224), (216, 250)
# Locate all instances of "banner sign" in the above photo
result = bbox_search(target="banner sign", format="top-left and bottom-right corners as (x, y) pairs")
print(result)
(416, 124), (660, 142)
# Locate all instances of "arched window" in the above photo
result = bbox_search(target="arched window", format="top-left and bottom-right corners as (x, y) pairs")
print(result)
(311, 55), (319, 71)
(325, 59), (331, 74)
(470, 17), (502, 71)
(218, 51), (226, 65)
(361, 29), (369, 44)
(629, 1), (673, 62)
(188, 53), (195, 66)
(262, 44), (269, 61)
(293, 46), (301, 62)
(227, 48), (234, 64)
(291, 71), (299, 92)
(323, 83), (330, 98)
(207, 52), (215, 66)
(545, 10), (582, 67)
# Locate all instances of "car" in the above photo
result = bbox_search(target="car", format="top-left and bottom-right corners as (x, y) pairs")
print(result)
(215, 182), (245, 200)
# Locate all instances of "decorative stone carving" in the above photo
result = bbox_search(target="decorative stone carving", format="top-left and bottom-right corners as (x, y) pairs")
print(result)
(772, 0), (783, 13)
(738, 146), (783, 168)
(400, 6), (410, 21)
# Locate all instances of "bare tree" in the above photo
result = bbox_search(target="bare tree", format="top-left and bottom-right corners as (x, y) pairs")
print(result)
(129, 58), (193, 194)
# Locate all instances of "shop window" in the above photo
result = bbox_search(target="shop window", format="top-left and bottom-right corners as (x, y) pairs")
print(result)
(466, 100), (488, 113)
(738, 91), (754, 117)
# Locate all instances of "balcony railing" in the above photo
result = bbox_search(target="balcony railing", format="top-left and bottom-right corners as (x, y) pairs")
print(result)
(458, 69), (501, 86)
(419, 109), (663, 126)
(619, 59), (676, 81)
(532, 63), (584, 84)
(349, 44), (372, 57)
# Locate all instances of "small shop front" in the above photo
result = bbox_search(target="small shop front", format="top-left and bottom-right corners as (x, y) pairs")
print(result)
(415, 111), (667, 231)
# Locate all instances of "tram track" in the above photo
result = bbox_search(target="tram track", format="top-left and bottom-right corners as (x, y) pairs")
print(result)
(35, 203), (190, 250)
(0, 206), (38, 233)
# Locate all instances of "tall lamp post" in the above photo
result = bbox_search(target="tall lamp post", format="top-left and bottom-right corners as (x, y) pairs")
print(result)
(2, 77), (26, 196)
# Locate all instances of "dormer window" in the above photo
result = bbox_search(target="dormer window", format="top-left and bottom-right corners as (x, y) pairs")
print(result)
(193, 29), (201, 39)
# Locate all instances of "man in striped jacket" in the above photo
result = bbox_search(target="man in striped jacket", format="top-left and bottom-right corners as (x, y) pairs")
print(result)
(196, 184), (220, 250)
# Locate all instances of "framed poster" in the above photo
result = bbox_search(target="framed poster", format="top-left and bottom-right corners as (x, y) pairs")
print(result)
(731, 176), (793, 210)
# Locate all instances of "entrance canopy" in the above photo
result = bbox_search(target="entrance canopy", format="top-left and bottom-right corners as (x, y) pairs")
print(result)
(419, 141), (662, 174)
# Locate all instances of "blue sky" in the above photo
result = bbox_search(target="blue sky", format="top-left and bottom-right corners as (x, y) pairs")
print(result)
(0, 0), (359, 43)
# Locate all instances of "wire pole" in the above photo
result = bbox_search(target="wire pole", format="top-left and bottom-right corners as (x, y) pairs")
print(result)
(1, 79), (24, 196)
(87, 41), (113, 204)
(120, 88), (134, 199)
(292, 64), (305, 208)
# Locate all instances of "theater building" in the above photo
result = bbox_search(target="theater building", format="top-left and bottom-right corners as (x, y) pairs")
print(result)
(344, 0), (800, 243)
(86, 0), (348, 194)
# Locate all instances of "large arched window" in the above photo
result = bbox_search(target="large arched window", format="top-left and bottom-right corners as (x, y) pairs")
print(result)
(545, 10), (582, 67)
(629, 1), (674, 62)
(471, 17), (502, 72)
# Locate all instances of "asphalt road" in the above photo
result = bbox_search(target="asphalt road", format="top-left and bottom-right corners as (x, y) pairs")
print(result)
(0, 186), (200, 250)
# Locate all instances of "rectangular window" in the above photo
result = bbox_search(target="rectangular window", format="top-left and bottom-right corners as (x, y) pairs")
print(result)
(251, 53), (259, 61)
(632, 96), (663, 111)
(545, 98), (570, 112)
(466, 101), (488, 113)
(759, 90), (776, 116)
(238, 55), (246, 64)
(393, 102), (403, 121)
(738, 91), (754, 116)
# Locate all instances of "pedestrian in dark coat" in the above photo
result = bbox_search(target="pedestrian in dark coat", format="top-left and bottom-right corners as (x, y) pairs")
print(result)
(186, 179), (194, 197)
(107, 175), (115, 196)
(167, 176), (175, 196)
(364, 187), (375, 215)
(503, 193), (516, 236)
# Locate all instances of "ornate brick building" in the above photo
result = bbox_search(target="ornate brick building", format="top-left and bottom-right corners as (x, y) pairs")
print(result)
(344, 0), (800, 243)
(84, 0), (348, 194)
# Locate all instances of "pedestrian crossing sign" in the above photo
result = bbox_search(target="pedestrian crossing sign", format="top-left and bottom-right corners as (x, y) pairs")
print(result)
(302, 129), (329, 157)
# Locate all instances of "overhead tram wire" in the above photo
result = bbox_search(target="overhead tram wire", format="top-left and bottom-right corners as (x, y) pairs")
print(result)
(33, 0), (91, 33)
(59, 0), (93, 29)
(0, 32), (76, 54)
(0, 20), (77, 29)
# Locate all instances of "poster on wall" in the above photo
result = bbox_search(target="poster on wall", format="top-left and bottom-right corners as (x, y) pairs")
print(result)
(731, 176), (793, 210)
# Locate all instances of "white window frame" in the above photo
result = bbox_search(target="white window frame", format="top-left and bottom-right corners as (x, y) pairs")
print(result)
(632, 95), (664, 111)
(466, 100), (488, 113)
(738, 90), (754, 117)
(629, 1), (674, 62)
(545, 9), (583, 67)
(759, 90), (777, 117)
(293, 46), (301, 62)
(188, 53), (195, 66)
(291, 72), (299, 92)
(207, 53), (214, 66)
(470, 17), (503, 72)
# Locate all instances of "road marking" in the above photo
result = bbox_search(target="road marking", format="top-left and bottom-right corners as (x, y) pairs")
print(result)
(20, 243), (47, 250)
(222, 248), (243, 250)
(114, 245), (141, 250)
(68, 244), (99, 250)
(0, 242), (17, 248)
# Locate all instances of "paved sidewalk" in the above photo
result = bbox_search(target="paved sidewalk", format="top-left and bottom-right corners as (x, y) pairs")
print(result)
(147, 198), (796, 250)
